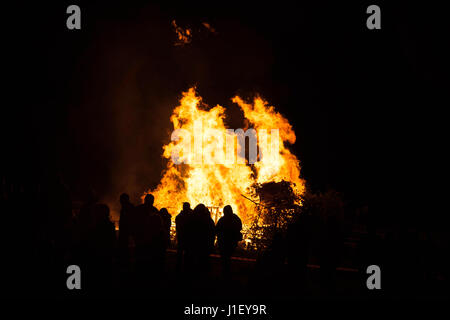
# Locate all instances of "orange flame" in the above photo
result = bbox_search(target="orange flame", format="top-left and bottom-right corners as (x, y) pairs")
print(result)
(144, 88), (305, 226)
(171, 20), (192, 46)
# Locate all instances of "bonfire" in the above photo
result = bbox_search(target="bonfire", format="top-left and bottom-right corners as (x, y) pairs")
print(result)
(143, 87), (305, 241)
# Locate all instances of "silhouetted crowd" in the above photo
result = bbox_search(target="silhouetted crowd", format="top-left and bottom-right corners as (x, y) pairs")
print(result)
(1, 177), (449, 299)
(113, 193), (243, 293)
(68, 189), (243, 296)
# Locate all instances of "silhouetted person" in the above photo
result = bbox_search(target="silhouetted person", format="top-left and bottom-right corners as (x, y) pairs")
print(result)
(134, 194), (164, 290)
(89, 204), (116, 294)
(118, 193), (134, 273)
(42, 176), (73, 295)
(74, 188), (98, 285)
(185, 204), (215, 276)
(175, 202), (193, 272)
(216, 205), (242, 277)
(158, 207), (171, 272)
(159, 208), (172, 249)
(76, 188), (98, 250)
(47, 176), (72, 246)
(119, 193), (134, 245)
(78, 188), (97, 222)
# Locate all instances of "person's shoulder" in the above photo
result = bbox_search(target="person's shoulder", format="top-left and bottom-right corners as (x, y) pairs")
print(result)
(178, 211), (190, 221)
(151, 213), (162, 223)
(216, 216), (224, 224)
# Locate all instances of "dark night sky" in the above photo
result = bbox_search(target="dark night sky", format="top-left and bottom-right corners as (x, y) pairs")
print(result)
(3, 1), (446, 219)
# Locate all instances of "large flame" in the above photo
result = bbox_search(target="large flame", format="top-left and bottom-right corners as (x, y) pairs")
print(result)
(144, 88), (305, 226)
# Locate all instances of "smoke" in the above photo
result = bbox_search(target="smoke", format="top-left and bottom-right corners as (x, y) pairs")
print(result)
(66, 9), (275, 221)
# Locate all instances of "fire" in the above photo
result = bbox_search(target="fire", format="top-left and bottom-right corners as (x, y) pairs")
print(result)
(171, 20), (192, 46)
(143, 88), (305, 227)
(232, 96), (303, 190)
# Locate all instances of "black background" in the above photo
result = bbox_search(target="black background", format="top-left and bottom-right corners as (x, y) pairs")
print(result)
(3, 0), (447, 257)
(8, 2), (382, 200)
(2, 0), (449, 309)
(2, 1), (446, 225)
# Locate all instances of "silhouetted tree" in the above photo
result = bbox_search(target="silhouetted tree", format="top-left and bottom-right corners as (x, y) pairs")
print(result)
(246, 180), (302, 251)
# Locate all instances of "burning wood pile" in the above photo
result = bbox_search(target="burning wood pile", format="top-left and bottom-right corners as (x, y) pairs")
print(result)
(142, 88), (305, 246)
(244, 180), (302, 250)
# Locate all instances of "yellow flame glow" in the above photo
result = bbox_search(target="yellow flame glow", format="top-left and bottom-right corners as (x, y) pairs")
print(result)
(144, 88), (305, 226)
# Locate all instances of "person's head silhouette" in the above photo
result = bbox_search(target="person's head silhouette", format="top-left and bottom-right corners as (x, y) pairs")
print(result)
(183, 202), (191, 211)
(120, 193), (130, 206)
(223, 205), (233, 217)
(194, 203), (206, 215)
(97, 204), (110, 221)
(144, 193), (154, 206)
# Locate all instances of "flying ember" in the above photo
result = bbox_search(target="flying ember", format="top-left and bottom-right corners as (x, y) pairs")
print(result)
(143, 87), (305, 227)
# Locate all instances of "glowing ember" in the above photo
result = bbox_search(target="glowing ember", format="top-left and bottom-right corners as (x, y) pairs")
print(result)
(143, 88), (305, 228)
(171, 20), (192, 46)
